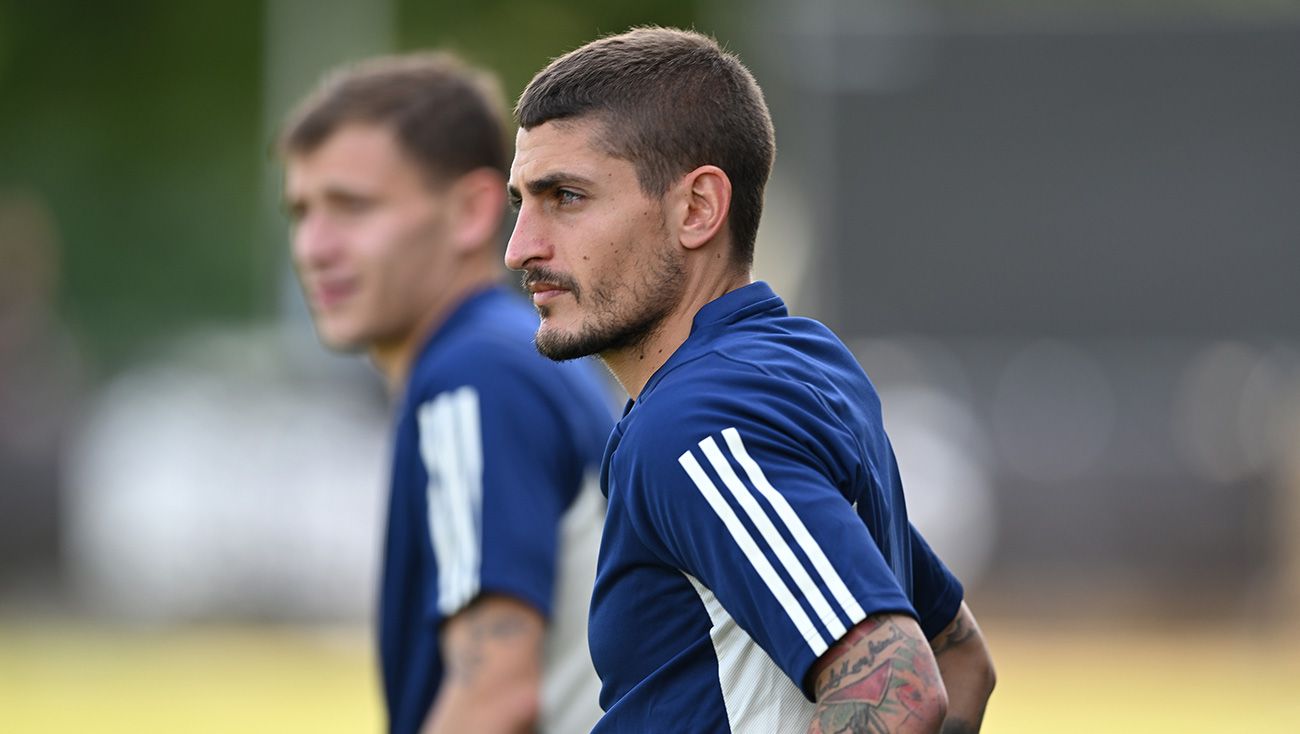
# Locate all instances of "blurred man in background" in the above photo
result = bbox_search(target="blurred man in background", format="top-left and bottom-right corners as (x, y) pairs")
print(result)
(507, 27), (994, 733)
(279, 53), (613, 734)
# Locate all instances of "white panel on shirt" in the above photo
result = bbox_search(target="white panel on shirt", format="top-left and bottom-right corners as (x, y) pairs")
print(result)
(421, 392), (603, 733)
(685, 574), (816, 733)
(541, 470), (606, 734)
(417, 386), (483, 617)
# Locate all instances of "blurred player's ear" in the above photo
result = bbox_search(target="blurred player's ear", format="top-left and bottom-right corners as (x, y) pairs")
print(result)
(675, 165), (731, 253)
(449, 167), (507, 254)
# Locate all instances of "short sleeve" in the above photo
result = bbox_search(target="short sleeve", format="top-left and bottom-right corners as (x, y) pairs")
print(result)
(619, 373), (918, 697)
(414, 354), (585, 622)
(908, 523), (964, 640)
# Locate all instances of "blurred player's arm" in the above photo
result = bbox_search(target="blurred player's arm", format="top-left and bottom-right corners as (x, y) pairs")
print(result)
(805, 613), (948, 733)
(423, 594), (544, 734)
(929, 602), (995, 734)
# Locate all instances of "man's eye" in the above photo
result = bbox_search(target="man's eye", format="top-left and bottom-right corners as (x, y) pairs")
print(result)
(556, 189), (583, 206)
(339, 197), (374, 213)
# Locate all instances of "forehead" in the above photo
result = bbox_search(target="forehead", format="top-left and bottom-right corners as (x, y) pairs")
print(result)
(510, 118), (628, 183)
(286, 123), (424, 191)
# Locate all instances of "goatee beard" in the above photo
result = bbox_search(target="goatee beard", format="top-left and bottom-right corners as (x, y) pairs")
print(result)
(531, 246), (685, 362)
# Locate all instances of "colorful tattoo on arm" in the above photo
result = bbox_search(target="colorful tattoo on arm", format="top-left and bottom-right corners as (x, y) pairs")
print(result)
(808, 616), (945, 734)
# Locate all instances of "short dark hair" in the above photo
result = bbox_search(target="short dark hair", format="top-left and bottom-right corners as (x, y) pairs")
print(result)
(279, 52), (509, 183)
(516, 27), (775, 267)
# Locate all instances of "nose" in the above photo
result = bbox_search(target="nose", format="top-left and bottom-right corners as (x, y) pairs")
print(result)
(504, 207), (549, 271)
(292, 214), (342, 269)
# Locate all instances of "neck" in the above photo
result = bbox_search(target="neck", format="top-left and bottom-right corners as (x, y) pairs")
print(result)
(602, 265), (751, 400)
(370, 257), (501, 396)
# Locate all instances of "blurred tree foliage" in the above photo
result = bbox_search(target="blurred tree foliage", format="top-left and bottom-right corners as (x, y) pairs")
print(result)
(0, 0), (264, 371)
(0, 0), (695, 373)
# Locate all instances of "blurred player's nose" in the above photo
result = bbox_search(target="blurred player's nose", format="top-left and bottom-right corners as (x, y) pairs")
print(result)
(293, 216), (344, 268)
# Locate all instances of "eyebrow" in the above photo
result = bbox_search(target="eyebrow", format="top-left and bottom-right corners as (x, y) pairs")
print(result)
(507, 172), (597, 203)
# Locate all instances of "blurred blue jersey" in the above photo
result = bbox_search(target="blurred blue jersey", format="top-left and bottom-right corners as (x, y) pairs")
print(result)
(379, 286), (614, 734)
(590, 282), (963, 733)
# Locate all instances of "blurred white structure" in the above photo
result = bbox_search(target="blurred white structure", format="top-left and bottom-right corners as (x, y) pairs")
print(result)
(65, 326), (388, 622)
(851, 337), (998, 587)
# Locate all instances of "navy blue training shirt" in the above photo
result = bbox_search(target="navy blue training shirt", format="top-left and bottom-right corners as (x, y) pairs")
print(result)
(379, 285), (614, 734)
(589, 281), (963, 733)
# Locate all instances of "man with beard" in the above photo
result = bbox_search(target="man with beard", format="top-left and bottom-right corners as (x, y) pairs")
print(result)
(280, 53), (613, 734)
(506, 28), (995, 734)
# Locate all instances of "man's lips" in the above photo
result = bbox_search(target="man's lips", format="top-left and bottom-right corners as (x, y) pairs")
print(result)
(312, 279), (355, 309)
(528, 282), (570, 306)
(523, 268), (578, 307)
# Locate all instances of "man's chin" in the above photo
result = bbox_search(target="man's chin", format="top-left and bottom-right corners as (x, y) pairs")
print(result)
(534, 325), (600, 362)
(315, 326), (368, 354)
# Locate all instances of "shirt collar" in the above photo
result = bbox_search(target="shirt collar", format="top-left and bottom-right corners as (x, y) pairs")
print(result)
(688, 280), (784, 333)
(635, 281), (785, 401)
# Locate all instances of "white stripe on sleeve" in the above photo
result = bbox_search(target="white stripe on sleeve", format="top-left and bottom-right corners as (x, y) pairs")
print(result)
(721, 427), (866, 624)
(698, 436), (848, 640)
(678, 450), (828, 656)
(418, 387), (484, 617)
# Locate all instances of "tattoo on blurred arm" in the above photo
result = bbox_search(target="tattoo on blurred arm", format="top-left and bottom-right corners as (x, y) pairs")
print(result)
(443, 604), (530, 685)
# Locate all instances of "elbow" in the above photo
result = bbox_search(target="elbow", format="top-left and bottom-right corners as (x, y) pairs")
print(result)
(497, 683), (541, 731)
(905, 676), (948, 731)
(930, 681), (951, 729)
(979, 649), (998, 701)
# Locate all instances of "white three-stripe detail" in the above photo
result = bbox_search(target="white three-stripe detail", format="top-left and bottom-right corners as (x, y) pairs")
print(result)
(698, 436), (849, 641)
(721, 427), (866, 623)
(678, 451), (829, 656)
(418, 386), (484, 616)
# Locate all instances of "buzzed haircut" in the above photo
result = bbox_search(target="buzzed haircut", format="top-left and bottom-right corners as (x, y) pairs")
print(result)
(280, 52), (510, 184)
(516, 27), (776, 268)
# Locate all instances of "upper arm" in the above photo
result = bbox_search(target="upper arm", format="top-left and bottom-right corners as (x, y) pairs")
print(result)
(414, 355), (589, 622)
(908, 524), (966, 641)
(424, 594), (546, 734)
(623, 377), (920, 693)
(806, 613), (947, 734)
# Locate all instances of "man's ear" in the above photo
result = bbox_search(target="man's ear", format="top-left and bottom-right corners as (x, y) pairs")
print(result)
(675, 165), (731, 251)
(448, 167), (507, 254)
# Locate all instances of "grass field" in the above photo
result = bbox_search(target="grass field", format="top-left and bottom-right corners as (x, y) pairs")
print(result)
(2, 618), (1298, 732)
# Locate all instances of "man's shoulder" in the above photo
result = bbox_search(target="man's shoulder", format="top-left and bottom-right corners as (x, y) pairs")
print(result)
(410, 294), (557, 392)
(409, 330), (530, 399)
(404, 294), (611, 434)
(645, 322), (849, 416)
(614, 321), (870, 475)
(620, 352), (821, 460)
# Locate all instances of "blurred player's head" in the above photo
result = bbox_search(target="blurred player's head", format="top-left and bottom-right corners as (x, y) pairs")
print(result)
(506, 27), (775, 362)
(279, 53), (509, 375)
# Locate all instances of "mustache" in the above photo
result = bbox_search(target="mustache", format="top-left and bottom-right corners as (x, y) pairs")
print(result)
(521, 267), (580, 296)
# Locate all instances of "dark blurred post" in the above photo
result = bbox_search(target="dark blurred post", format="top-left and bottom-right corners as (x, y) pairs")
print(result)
(0, 192), (82, 599)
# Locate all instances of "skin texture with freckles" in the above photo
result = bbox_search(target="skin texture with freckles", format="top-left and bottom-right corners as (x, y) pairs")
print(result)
(506, 117), (744, 396)
(507, 119), (688, 364)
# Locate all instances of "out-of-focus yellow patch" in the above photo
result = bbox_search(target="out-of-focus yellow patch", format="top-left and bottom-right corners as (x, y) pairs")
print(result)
(0, 622), (382, 734)
(3, 619), (1299, 733)
(980, 621), (1300, 734)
